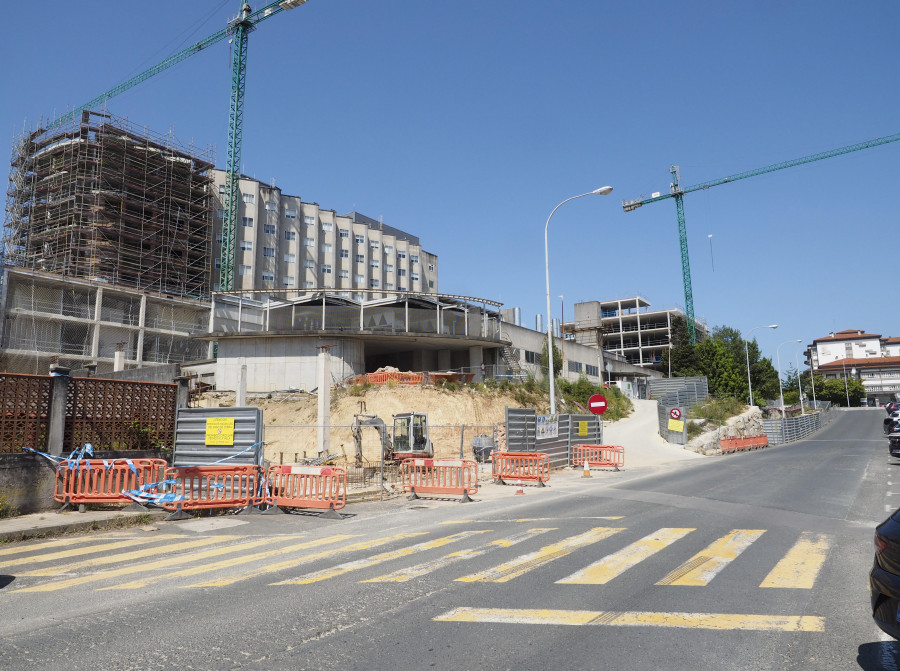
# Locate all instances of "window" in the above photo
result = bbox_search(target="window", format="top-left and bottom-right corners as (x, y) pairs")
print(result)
(265, 201), (277, 211)
(385, 282), (394, 290)
(411, 272), (419, 282)
(321, 264), (332, 275)
(568, 361), (583, 373)
(262, 271), (274, 282)
(283, 276), (295, 286)
(339, 229), (349, 238)
(242, 193), (255, 204)
(354, 274), (365, 284)
(304, 237), (314, 247)
(428, 263), (435, 272)
(338, 269), (349, 279)
(239, 264), (252, 276)
(525, 351), (538, 364)
(354, 234), (365, 244)
(322, 222), (333, 232)
(215, 233), (223, 244)
(264, 223), (276, 235)
(218, 184), (226, 194)
(370, 259), (379, 269)
(284, 231), (296, 241)
(428, 280), (434, 289)
(355, 254), (365, 263)
(398, 286), (407, 292)
(397, 268), (407, 277)
(215, 209), (224, 219)
(241, 217), (253, 228)
(304, 215), (316, 225)
(370, 241), (379, 250)
(284, 253), (295, 263)
(239, 241), (253, 252)
(321, 242), (332, 253)
(353, 292), (365, 301)
(263, 247), (275, 258)
(214, 259), (221, 269)
(285, 208), (297, 219)
(369, 279), (380, 288)
(383, 245), (393, 254)
(339, 249), (349, 259)
(586, 364), (599, 377)
(397, 251), (406, 260)
(385, 264), (393, 272)
(410, 254), (419, 263)
(304, 280), (314, 289)
(303, 260), (315, 269)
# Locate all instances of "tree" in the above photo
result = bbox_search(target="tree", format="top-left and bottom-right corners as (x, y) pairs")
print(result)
(661, 315), (701, 377)
(540, 341), (563, 380)
(815, 375), (867, 407)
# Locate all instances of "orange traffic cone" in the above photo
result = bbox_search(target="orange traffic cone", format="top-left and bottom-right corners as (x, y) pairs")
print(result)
(582, 460), (591, 478)
(515, 479), (524, 495)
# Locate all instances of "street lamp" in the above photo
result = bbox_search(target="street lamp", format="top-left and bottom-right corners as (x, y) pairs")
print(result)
(795, 348), (805, 415)
(777, 338), (803, 421)
(545, 186), (613, 414)
(745, 324), (778, 407)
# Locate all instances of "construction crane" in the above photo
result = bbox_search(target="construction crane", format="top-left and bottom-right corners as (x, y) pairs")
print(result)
(623, 132), (900, 344)
(43, 0), (311, 291)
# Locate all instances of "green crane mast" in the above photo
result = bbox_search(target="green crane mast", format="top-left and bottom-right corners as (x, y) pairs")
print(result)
(44, 0), (310, 291)
(623, 131), (900, 344)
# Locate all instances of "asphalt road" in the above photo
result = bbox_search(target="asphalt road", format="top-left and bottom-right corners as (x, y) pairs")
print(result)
(0, 408), (896, 671)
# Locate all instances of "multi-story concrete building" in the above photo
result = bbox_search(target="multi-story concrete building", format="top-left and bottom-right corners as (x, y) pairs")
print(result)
(565, 296), (706, 368)
(806, 329), (900, 404)
(209, 171), (438, 296)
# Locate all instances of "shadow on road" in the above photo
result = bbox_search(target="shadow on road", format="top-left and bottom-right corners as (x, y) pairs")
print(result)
(0, 575), (14, 589)
(858, 641), (900, 670)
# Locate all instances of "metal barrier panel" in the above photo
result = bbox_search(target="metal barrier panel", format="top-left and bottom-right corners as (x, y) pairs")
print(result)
(762, 411), (825, 446)
(401, 458), (479, 498)
(506, 408), (536, 452)
(491, 452), (550, 484)
(267, 465), (347, 511)
(173, 407), (264, 467)
(163, 464), (261, 511)
(54, 458), (167, 504)
(572, 444), (625, 469)
(658, 404), (688, 445)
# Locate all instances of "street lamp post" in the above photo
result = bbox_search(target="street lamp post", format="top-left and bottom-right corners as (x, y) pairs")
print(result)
(745, 324), (778, 407)
(777, 338), (803, 441)
(545, 186), (613, 414)
(559, 295), (565, 376)
(796, 349), (805, 415)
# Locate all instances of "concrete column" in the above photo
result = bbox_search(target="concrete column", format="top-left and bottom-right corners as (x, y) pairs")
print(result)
(175, 376), (190, 409)
(316, 345), (332, 457)
(114, 344), (125, 372)
(136, 294), (147, 364)
(437, 349), (451, 371)
(469, 346), (484, 382)
(47, 365), (71, 457)
(90, 287), (103, 359)
(237, 363), (247, 406)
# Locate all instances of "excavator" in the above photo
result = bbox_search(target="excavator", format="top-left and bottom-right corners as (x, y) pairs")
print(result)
(351, 412), (434, 465)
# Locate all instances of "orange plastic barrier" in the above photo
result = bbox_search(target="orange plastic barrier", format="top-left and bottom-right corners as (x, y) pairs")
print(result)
(573, 444), (625, 471)
(401, 458), (479, 502)
(491, 452), (551, 486)
(720, 435), (769, 454)
(365, 372), (389, 384)
(364, 371), (424, 385)
(162, 464), (262, 517)
(54, 458), (167, 506)
(266, 464), (347, 513)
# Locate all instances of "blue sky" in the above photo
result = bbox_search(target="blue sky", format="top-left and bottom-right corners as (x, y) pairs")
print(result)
(2, 1), (898, 369)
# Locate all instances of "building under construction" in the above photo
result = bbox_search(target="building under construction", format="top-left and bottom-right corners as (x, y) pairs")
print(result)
(4, 109), (214, 299)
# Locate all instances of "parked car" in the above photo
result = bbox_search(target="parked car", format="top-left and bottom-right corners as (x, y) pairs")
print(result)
(871, 511), (900, 638)
(887, 402), (900, 414)
(885, 418), (900, 435)
(890, 434), (900, 458)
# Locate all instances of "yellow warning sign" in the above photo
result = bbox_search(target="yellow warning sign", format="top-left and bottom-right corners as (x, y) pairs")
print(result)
(667, 418), (685, 433)
(206, 417), (235, 446)
(578, 421), (589, 436)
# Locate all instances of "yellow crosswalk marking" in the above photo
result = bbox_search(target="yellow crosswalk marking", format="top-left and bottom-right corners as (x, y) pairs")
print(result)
(434, 607), (824, 632)
(656, 529), (765, 586)
(457, 527), (625, 583)
(557, 528), (695, 585)
(10, 535), (247, 592)
(760, 532), (832, 589)
(364, 528), (555, 583)
(272, 530), (490, 585)
(0, 533), (123, 558)
(183, 532), (428, 589)
(0, 535), (184, 570)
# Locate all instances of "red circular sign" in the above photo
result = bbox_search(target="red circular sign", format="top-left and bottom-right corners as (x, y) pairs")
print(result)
(669, 408), (682, 420)
(588, 394), (608, 415)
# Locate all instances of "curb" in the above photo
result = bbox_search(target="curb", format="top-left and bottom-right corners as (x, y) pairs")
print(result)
(0, 510), (168, 544)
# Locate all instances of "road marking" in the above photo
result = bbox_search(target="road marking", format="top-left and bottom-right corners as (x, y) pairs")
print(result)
(434, 607), (824, 632)
(185, 532), (428, 588)
(557, 528), (695, 585)
(10, 535), (243, 593)
(457, 527), (624, 583)
(887, 505), (894, 513)
(760, 532), (831, 589)
(100, 535), (347, 590)
(0, 535), (184, 570)
(0, 533), (124, 558)
(363, 528), (555, 583)
(272, 530), (490, 585)
(656, 529), (765, 586)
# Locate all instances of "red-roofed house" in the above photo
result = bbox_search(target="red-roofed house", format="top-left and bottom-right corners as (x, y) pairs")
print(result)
(806, 330), (900, 404)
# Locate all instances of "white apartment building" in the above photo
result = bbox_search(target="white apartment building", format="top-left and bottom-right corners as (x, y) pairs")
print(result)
(806, 329), (900, 403)
(210, 171), (438, 296)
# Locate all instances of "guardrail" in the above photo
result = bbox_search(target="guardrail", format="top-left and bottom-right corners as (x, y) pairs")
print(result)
(491, 452), (550, 486)
(401, 458), (478, 502)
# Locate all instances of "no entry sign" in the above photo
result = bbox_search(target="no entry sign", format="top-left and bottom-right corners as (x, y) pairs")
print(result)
(588, 394), (608, 415)
(669, 408), (682, 420)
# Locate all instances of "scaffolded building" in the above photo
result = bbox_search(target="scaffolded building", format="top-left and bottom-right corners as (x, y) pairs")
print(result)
(4, 110), (214, 299)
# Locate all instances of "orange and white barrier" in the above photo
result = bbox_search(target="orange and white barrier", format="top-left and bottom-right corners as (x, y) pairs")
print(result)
(720, 435), (769, 454)
(162, 464), (262, 519)
(491, 451), (550, 486)
(572, 444), (624, 471)
(54, 458), (167, 507)
(266, 464), (347, 516)
(401, 458), (479, 502)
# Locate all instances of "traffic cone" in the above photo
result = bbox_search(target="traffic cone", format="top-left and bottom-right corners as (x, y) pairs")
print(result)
(514, 479), (524, 495)
(582, 460), (591, 478)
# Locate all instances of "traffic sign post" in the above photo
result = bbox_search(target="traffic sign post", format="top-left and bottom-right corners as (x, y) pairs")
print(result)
(588, 394), (608, 415)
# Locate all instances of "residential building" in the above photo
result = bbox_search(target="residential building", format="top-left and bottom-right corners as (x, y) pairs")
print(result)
(806, 329), (900, 403)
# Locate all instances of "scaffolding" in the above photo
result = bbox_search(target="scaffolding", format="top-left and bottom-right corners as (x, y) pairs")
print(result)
(4, 110), (215, 300)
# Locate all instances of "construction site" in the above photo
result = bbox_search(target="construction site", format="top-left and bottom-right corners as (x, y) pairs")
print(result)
(4, 109), (214, 299)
